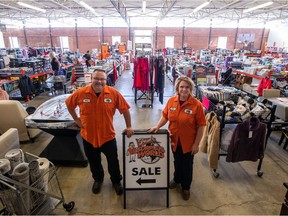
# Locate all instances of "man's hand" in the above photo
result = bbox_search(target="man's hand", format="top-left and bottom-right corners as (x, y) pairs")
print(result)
(123, 127), (134, 138)
(74, 117), (83, 128)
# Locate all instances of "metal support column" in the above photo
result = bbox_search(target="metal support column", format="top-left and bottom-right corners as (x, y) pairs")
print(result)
(75, 19), (79, 49)
(128, 18), (131, 41)
(234, 20), (239, 49)
(208, 19), (212, 49)
(155, 25), (158, 50)
(182, 19), (185, 49)
(48, 19), (53, 47)
(23, 21), (28, 46)
(260, 22), (266, 50)
(101, 19), (104, 43)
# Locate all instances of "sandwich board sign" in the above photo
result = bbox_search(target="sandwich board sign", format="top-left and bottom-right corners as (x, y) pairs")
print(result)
(123, 129), (169, 209)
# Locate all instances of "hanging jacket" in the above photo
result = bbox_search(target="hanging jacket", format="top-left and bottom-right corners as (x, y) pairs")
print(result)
(257, 77), (272, 96)
(226, 117), (267, 162)
(19, 75), (35, 99)
(199, 111), (220, 169)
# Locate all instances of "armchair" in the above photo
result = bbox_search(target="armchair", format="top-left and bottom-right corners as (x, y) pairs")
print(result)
(0, 100), (41, 142)
(0, 128), (20, 158)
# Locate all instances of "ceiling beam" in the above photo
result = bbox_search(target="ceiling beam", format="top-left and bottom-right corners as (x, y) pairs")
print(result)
(110, 0), (129, 25)
(158, 0), (177, 20)
(49, 0), (100, 25)
(215, 2), (288, 26)
(0, 2), (45, 19)
(186, 0), (242, 25)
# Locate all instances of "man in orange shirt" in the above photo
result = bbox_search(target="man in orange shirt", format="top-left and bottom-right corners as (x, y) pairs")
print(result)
(148, 76), (206, 200)
(66, 69), (133, 195)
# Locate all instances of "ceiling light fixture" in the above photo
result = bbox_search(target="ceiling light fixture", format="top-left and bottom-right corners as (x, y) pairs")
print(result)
(79, 1), (97, 15)
(243, 1), (273, 13)
(142, 1), (146, 13)
(193, 1), (211, 13)
(17, 1), (46, 13)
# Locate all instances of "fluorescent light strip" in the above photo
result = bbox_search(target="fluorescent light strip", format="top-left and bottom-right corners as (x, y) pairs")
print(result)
(17, 2), (46, 13)
(142, 1), (146, 13)
(243, 1), (273, 13)
(79, 1), (97, 15)
(193, 1), (211, 13)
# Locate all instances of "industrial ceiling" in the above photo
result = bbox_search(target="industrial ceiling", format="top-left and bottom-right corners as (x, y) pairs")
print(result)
(0, 0), (287, 27)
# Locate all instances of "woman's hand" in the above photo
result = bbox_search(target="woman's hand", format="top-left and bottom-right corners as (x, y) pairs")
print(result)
(191, 144), (199, 155)
(147, 127), (159, 133)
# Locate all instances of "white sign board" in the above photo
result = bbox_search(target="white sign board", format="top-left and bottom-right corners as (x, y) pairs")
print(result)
(123, 130), (169, 189)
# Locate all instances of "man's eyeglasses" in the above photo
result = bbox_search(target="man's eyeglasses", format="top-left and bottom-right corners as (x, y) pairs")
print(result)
(93, 77), (107, 81)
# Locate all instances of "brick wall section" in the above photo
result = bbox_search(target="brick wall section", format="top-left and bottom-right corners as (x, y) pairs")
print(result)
(2, 26), (269, 52)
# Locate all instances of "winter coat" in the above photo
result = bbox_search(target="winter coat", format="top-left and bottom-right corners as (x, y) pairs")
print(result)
(199, 111), (220, 169)
(226, 117), (267, 162)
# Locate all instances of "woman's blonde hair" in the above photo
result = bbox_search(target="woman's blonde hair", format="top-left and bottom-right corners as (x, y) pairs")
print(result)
(174, 76), (195, 96)
(49, 52), (56, 59)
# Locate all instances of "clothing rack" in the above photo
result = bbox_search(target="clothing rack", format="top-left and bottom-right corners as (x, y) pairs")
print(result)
(200, 90), (272, 178)
(214, 104), (268, 178)
(133, 56), (154, 107)
(133, 55), (165, 107)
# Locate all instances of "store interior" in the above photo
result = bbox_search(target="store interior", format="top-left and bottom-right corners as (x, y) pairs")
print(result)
(0, 0), (288, 215)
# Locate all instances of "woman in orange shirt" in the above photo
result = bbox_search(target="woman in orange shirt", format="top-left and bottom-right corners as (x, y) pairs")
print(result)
(148, 76), (206, 200)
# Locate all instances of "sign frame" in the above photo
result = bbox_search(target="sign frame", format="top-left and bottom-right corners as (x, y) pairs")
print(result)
(123, 129), (169, 209)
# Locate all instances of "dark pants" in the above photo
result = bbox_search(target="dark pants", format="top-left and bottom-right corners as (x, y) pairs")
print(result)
(83, 138), (122, 184)
(86, 60), (91, 68)
(172, 145), (194, 190)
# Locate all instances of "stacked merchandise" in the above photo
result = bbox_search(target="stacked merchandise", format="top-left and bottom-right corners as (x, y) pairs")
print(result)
(9, 58), (24, 68)
(0, 149), (74, 214)
(37, 57), (52, 71)
(0, 67), (34, 77)
(0, 149), (49, 215)
(23, 59), (43, 74)
(74, 65), (87, 79)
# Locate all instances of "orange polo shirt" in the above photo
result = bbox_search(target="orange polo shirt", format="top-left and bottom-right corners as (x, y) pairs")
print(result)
(65, 85), (130, 148)
(162, 95), (206, 153)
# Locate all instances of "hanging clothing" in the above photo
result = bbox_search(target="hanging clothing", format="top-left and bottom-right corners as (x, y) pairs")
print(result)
(226, 117), (267, 163)
(133, 57), (149, 91)
(154, 56), (165, 104)
(19, 75), (35, 100)
(199, 111), (220, 169)
(257, 77), (272, 96)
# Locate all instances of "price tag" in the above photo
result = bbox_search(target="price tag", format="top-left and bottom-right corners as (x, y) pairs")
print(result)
(249, 131), (253, 138)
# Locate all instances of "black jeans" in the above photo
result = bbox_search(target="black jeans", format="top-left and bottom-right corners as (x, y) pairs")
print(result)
(172, 145), (194, 190)
(83, 138), (122, 184)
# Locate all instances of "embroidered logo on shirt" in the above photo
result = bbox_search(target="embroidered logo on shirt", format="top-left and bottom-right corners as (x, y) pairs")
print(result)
(83, 99), (90, 103)
(184, 109), (192, 114)
(170, 107), (176, 111)
(104, 98), (112, 103)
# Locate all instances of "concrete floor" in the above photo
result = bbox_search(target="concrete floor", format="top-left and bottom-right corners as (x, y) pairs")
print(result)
(20, 69), (288, 215)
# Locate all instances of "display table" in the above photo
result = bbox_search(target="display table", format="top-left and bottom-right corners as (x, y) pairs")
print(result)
(25, 94), (88, 167)
(268, 97), (288, 121)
